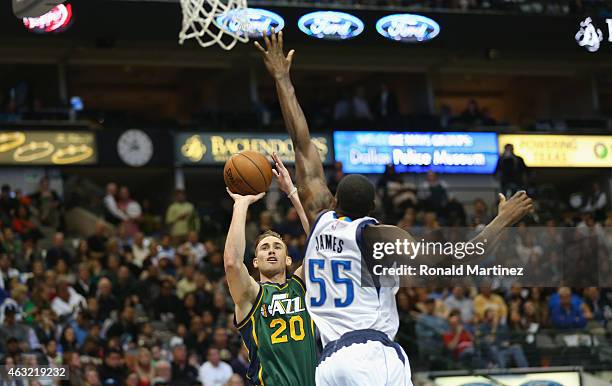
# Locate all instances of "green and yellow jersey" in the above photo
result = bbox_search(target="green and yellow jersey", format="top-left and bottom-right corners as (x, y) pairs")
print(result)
(235, 276), (317, 386)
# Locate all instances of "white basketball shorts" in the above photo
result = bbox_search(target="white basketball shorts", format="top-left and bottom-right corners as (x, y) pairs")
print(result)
(315, 329), (413, 386)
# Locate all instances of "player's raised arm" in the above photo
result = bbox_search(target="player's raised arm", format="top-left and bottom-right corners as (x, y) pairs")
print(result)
(467, 190), (533, 249)
(255, 31), (333, 227)
(224, 189), (264, 323)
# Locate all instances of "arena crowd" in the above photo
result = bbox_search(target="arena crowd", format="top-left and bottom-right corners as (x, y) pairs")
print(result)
(0, 163), (611, 385)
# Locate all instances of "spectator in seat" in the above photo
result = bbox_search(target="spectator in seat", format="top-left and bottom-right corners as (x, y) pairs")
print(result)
(59, 325), (78, 353)
(230, 345), (249, 382)
(225, 374), (244, 386)
(51, 280), (86, 321)
(104, 182), (128, 226)
(477, 308), (528, 368)
(106, 305), (138, 343)
(0, 283), (28, 323)
(84, 366), (102, 386)
(185, 315), (209, 355)
(495, 144), (528, 197)
(460, 99), (482, 124)
(550, 287), (587, 330)
(469, 198), (491, 227)
(0, 253), (20, 289)
(480, 107), (498, 126)
(583, 287), (611, 327)
(444, 196), (467, 226)
(333, 91), (351, 122)
(87, 221), (109, 259)
(117, 186), (141, 238)
(96, 277), (119, 321)
(415, 298), (448, 362)
(377, 165), (418, 223)
(0, 304), (39, 352)
(443, 310), (480, 368)
(0, 184), (17, 223)
(154, 359), (172, 384)
(114, 265), (137, 306)
(178, 231), (206, 267)
(152, 278), (183, 323)
(29, 176), (62, 229)
(444, 286), (474, 325)
(176, 265), (197, 300)
(198, 348), (232, 386)
(74, 263), (93, 298)
(420, 170), (449, 216)
(583, 182), (607, 222)
(131, 232), (151, 269)
(170, 343), (198, 386)
(396, 208), (420, 235)
(135, 347), (155, 386)
(353, 86), (373, 121)
(99, 347), (128, 386)
(11, 204), (42, 243)
(474, 283), (508, 324)
(327, 161), (344, 196)
(374, 83), (399, 123)
(2, 227), (22, 262)
(166, 189), (199, 245)
(46, 232), (73, 270)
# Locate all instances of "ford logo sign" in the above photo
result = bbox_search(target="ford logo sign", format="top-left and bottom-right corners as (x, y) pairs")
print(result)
(376, 14), (440, 42)
(298, 11), (364, 40)
(216, 8), (284, 38)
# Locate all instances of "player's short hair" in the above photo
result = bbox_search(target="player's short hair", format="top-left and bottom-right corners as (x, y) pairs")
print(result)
(335, 174), (375, 219)
(254, 230), (285, 254)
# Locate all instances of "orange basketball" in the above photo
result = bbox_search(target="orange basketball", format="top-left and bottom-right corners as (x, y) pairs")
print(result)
(224, 151), (273, 195)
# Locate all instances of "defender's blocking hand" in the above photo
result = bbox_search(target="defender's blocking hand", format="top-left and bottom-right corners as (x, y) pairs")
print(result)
(497, 190), (533, 226)
(254, 29), (295, 80)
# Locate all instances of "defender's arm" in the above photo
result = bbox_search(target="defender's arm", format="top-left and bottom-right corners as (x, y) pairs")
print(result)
(256, 31), (333, 227)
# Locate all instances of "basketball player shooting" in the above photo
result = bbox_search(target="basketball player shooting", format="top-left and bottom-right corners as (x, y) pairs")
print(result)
(256, 31), (534, 386)
(224, 153), (317, 385)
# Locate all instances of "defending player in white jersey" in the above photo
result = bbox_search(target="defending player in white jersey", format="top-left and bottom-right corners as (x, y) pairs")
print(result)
(256, 31), (534, 386)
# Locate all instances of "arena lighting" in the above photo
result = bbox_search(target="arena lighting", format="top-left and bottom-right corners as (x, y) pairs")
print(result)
(216, 8), (285, 38)
(376, 14), (440, 42)
(298, 11), (364, 40)
(23, 3), (72, 33)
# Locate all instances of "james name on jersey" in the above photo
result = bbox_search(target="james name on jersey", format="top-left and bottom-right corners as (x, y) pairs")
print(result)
(261, 293), (305, 318)
(313, 233), (344, 253)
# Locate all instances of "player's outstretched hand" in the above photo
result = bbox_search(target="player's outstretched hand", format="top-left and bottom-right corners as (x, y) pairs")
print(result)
(254, 29), (294, 80)
(271, 152), (294, 195)
(226, 187), (265, 205)
(497, 190), (533, 226)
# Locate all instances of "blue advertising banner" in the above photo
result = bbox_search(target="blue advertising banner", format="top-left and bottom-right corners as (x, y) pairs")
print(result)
(334, 131), (499, 174)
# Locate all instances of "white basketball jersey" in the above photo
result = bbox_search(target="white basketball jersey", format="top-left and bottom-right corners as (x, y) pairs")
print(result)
(304, 211), (399, 347)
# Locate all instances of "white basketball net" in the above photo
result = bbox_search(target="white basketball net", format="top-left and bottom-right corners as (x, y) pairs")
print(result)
(179, 0), (249, 50)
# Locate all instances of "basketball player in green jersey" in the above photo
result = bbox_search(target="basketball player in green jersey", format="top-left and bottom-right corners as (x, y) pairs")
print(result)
(224, 153), (316, 386)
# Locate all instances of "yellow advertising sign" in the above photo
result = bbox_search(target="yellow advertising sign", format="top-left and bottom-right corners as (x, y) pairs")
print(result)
(176, 132), (332, 165)
(499, 134), (612, 167)
(0, 131), (97, 165)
